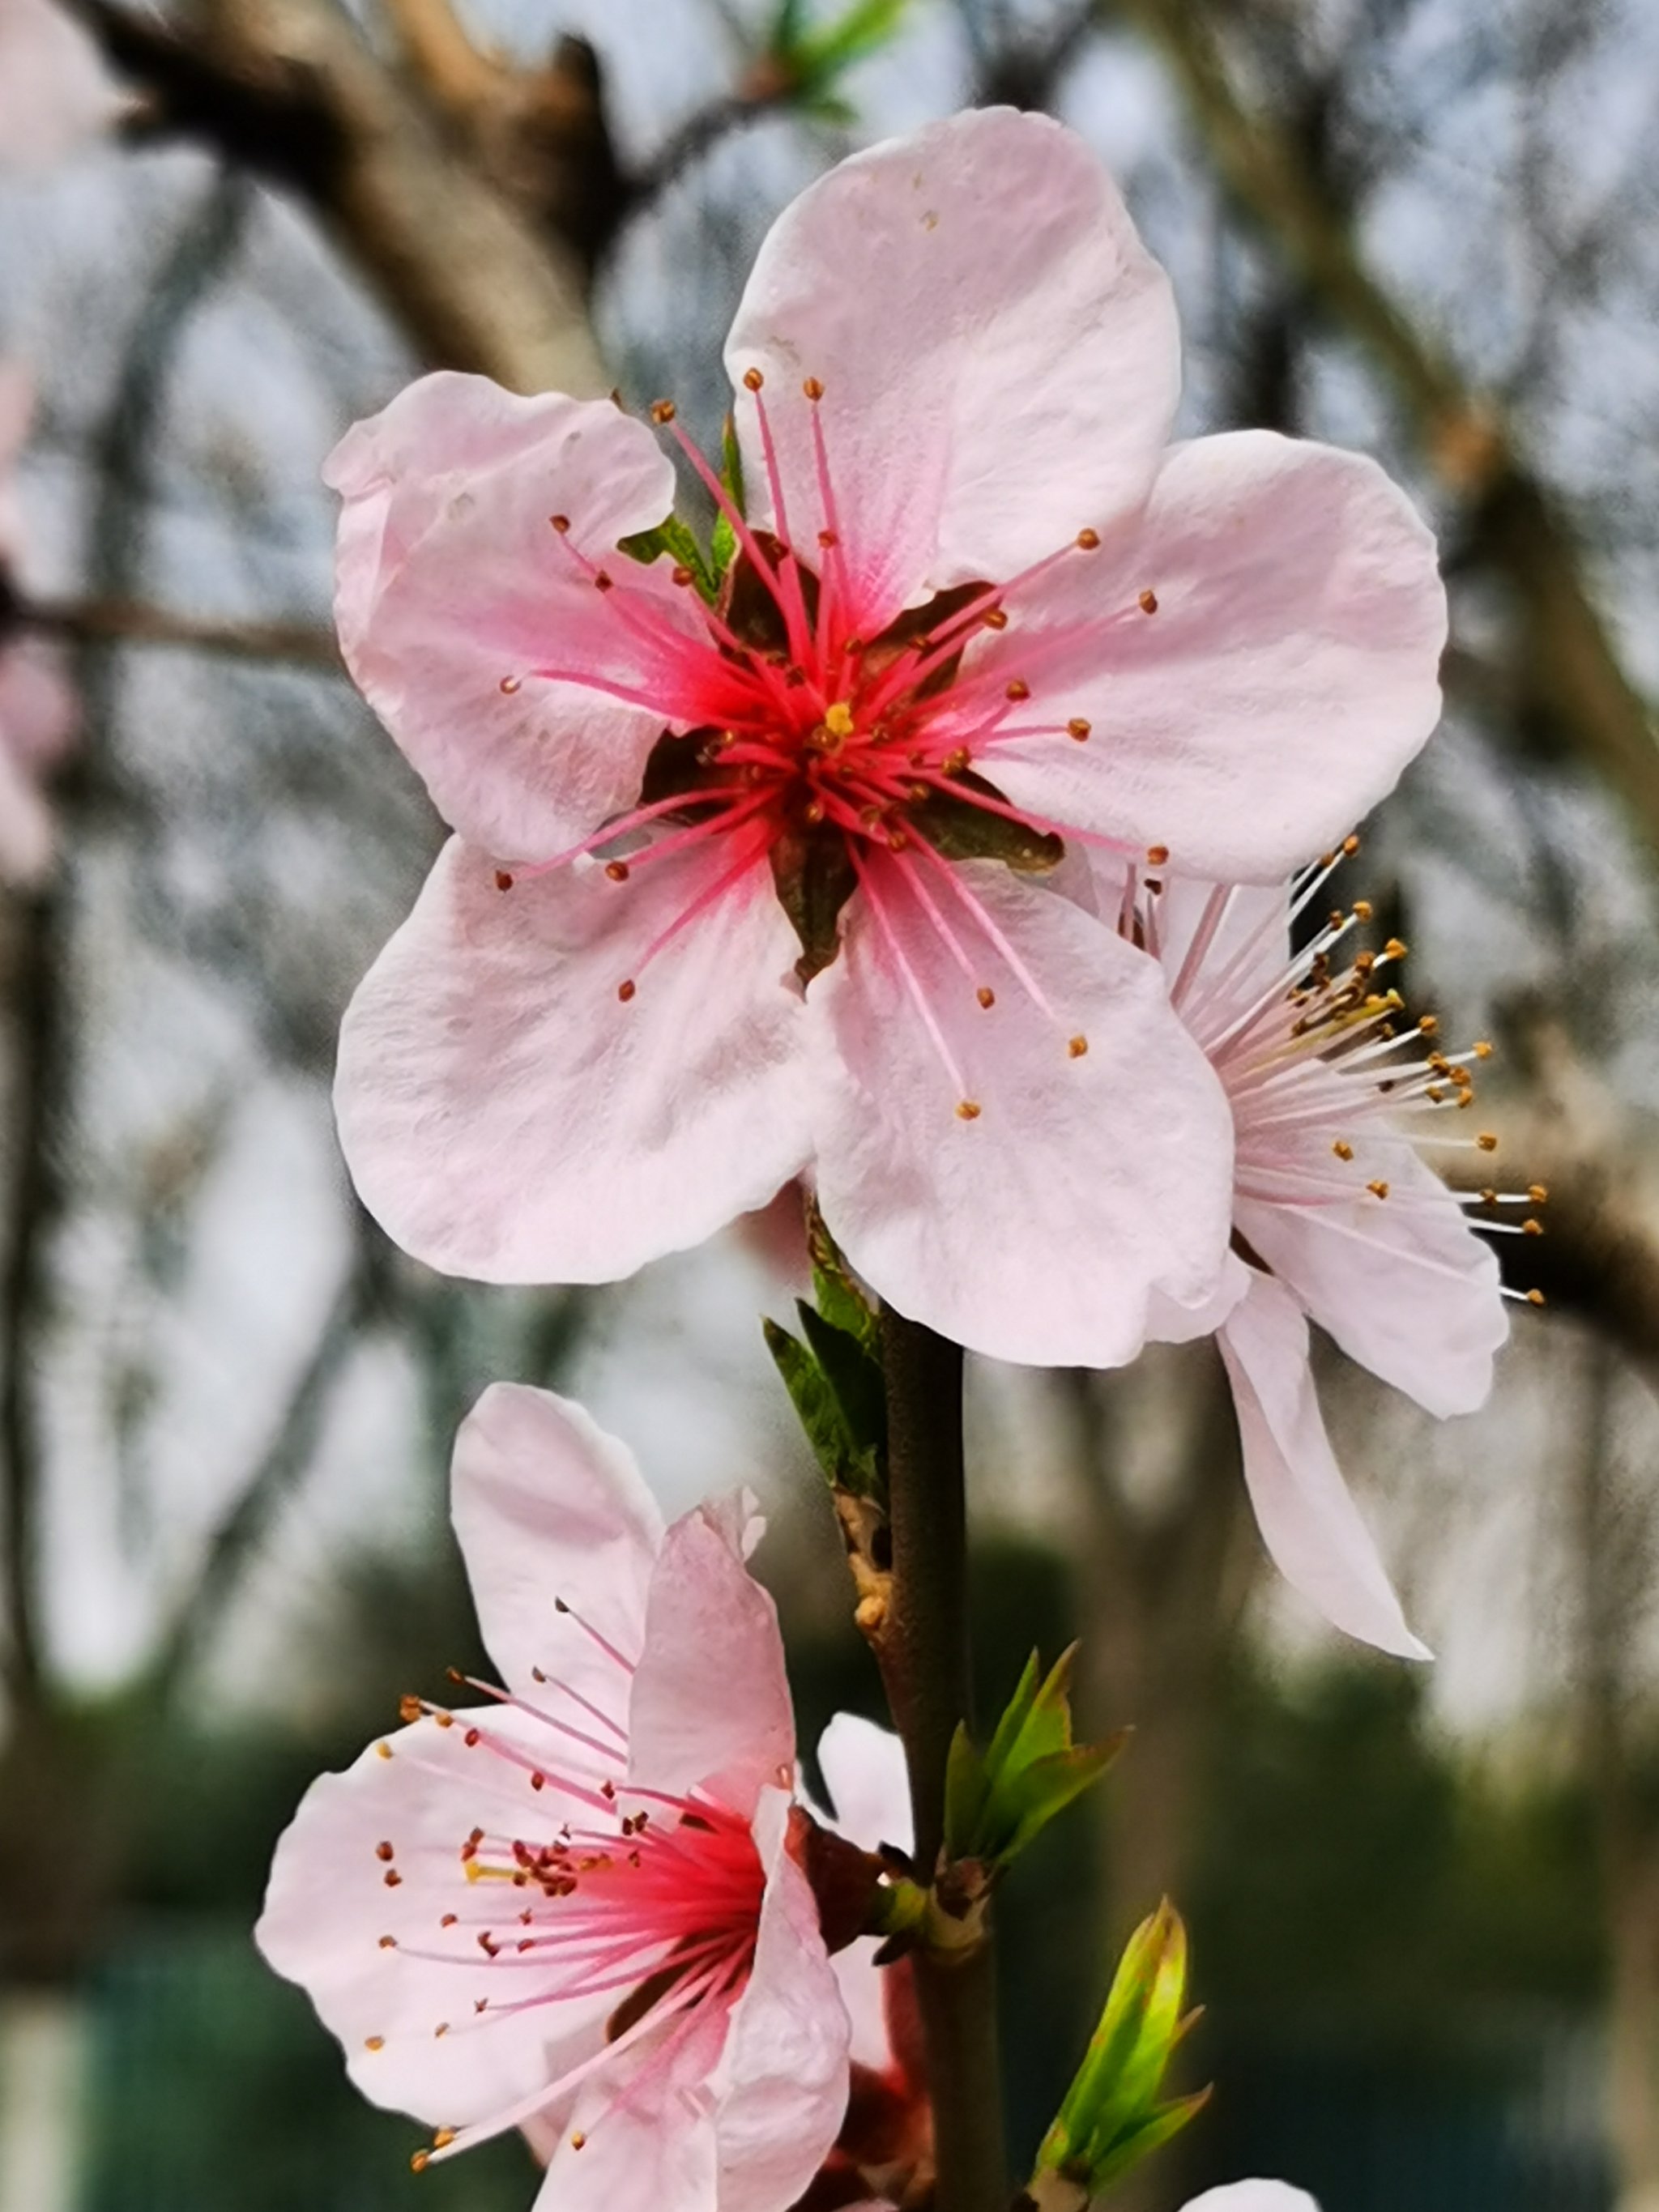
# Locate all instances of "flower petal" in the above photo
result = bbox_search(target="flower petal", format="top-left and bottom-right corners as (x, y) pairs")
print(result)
(1181, 2188), (1321, 2212)
(628, 1504), (795, 1814)
(257, 1711), (607, 2126)
(806, 858), (1235, 1367)
(451, 1384), (663, 1708)
(982, 432), (1448, 881)
(725, 108), (1178, 629)
(0, 0), (125, 170)
(1237, 1140), (1506, 1417)
(816, 1717), (911, 2074)
(535, 2005), (725, 2211)
(335, 836), (814, 1284)
(713, 1788), (853, 2212)
(1218, 1272), (1429, 1660)
(326, 373), (708, 856)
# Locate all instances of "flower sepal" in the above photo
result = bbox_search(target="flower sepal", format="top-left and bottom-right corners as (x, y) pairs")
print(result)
(1027, 1901), (1210, 2208)
(944, 1647), (1125, 1877)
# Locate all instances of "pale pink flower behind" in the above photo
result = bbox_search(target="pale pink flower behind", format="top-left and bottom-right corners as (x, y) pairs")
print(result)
(0, 0), (125, 168)
(328, 105), (1448, 1370)
(258, 1384), (854, 2210)
(1132, 863), (1512, 1656)
(0, 366), (75, 884)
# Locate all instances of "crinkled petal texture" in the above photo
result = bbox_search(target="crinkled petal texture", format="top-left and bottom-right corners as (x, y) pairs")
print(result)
(335, 837), (814, 1283)
(325, 375), (706, 858)
(257, 1703), (608, 2125)
(724, 105), (1178, 629)
(1237, 1138), (1506, 1418)
(0, 0), (125, 169)
(628, 1505), (796, 1815)
(1181, 2189), (1320, 2212)
(452, 1382), (663, 1704)
(981, 433), (1448, 881)
(1218, 1272), (1428, 1660)
(537, 1792), (849, 2212)
(805, 858), (1235, 1366)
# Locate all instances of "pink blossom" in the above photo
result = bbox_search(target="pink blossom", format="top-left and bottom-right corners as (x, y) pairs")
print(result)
(328, 107), (1446, 1369)
(0, 0), (125, 168)
(257, 1383), (861, 2208)
(0, 367), (75, 885)
(1132, 861), (1511, 1656)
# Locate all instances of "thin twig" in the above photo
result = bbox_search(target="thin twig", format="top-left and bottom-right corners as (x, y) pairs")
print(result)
(17, 597), (342, 672)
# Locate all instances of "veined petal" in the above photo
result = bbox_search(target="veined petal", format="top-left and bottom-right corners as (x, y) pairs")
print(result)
(713, 1789), (853, 2212)
(535, 2005), (725, 2211)
(1218, 1272), (1429, 1660)
(806, 858), (1235, 1369)
(725, 108), (1178, 630)
(629, 1506), (795, 1816)
(451, 1384), (663, 1709)
(256, 1710), (608, 2127)
(326, 374), (708, 857)
(0, 0), (126, 170)
(1237, 1140), (1506, 1417)
(335, 837), (815, 1285)
(983, 433), (1448, 882)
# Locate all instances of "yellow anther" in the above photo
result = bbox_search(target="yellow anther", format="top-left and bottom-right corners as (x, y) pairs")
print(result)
(1068, 1035), (1089, 1059)
(1529, 1183), (1549, 1204)
(1474, 1039), (1494, 1058)
(1383, 938), (1408, 961)
(1333, 1140), (1354, 1161)
(977, 987), (996, 1008)
(433, 2130), (458, 2151)
(956, 1100), (982, 1121)
(1353, 899), (1373, 920)
(376, 1742), (393, 1760)
(1367, 1179), (1390, 1200)
(365, 2036), (386, 2052)
(1526, 1289), (1546, 1308)
(824, 701), (855, 739)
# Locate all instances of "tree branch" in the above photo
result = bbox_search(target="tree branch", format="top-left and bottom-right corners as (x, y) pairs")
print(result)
(1102, 0), (1659, 846)
(15, 595), (341, 672)
(75, 0), (607, 393)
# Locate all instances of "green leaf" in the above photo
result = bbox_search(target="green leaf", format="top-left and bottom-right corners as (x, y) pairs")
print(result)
(710, 412), (745, 582)
(805, 1208), (880, 1354)
(762, 1316), (876, 1494)
(793, 0), (911, 76)
(797, 1301), (886, 1462)
(949, 1647), (1121, 1873)
(944, 1723), (987, 1863)
(618, 511), (717, 603)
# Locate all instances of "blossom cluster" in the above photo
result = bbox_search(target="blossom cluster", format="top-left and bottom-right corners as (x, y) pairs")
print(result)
(254, 101), (1515, 2212)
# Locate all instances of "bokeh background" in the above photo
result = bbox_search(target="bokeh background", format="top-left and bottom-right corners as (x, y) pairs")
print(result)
(1, 2), (1657, 2208)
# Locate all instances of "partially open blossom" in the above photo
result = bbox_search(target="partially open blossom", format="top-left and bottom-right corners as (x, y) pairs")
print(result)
(0, 367), (75, 884)
(0, 0), (125, 169)
(329, 105), (1446, 1369)
(1128, 859), (1512, 1656)
(258, 1383), (863, 2209)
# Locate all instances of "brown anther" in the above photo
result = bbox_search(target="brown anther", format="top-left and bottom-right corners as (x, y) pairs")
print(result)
(1145, 879), (1163, 893)
(802, 377), (824, 401)
(1427, 1085), (1446, 1104)
(378, 1935), (397, 1950)
(474, 1998), (488, 2015)
(1526, 1289), (1546, 1308)
(376, 1741), (393, 1761)
(740, 369), (766, 394)
(1475, 1039), (1494, 1058)
(1137, 588), (1158, 614)
(1383, 939), (1407, 961)
(1076, 527), (1101, 550)
(498, 674), (522, 696)
(571, 2132), (589, 2152)
(1529, 1183), (1549, 1204)
(671, 565), (694, 588)
(365, 2035), (385, 2052)
(956, 1100), (982, 1122)
(618, 979), (637, 1004)
(549, 514), (570, 535)
(650, 399), (677, 423)
(376, 1841), (394, 1862)
(440, 1914), (458, 1929)
(943, 747), (971, 774)
(1418, 1014), (1439, 1036)
(411, 2152), (430, 2174)
(384, 1869), (403, 1887)
(1353, 899), (1373, 921)
(464, 1728), (480, 1747)
(803, 799), (825, 825)
(434, 2024), (450, 2039)
(1331, 910), (1347, 932)
(604, 861), (630, 883)
(1342, 834), (1361, 855)
(531, 1667), (547, 1682)
(1145, 843), (1171, 867)
(1367, 1180), (1391, 1200)
(1523, 1218), (1543, 1236)
(1067, 718), (1091, 741)
(593, 570), (614, 593)
(1004, 678), (1030, 701)
(531, 1771), (546, 1791)
(493, 870), (514, 893)
(433, 2129), (458, 2151)
(982, 607), (1009, 630)
(399, 1694), (424, 1723)
(1477, 1132), (1499, 1152)
(817, 527), (838, 548)
(977, 986), (996, 1009)
(1333, 1140), (1354, 1161)
(1068, 1034), (1089, 1059)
